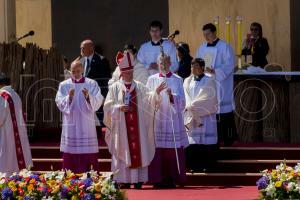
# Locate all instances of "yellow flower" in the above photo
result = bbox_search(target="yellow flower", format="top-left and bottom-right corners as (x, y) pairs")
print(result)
(64, 180), (71, 186)
(71, 195), (78, 200)
(48, 180), (57, 187)
(11, 187), (17, 192)
(66, 170), (75, 178)
(51, 186), (60, 194)
(18, 182), (26, 188)
(94, 183), (101, 192)
(17, 197), (23, 200)
(275, 181), (282, 188)
(8, 181), (15, 188)
(95, 193), (101, 199)
(29, 179), (35, 184)
(27, 184), (34, 191)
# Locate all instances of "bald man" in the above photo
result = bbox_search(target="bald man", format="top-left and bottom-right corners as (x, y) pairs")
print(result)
(56, 61), (104, 173)
(80, 39), (111, 126)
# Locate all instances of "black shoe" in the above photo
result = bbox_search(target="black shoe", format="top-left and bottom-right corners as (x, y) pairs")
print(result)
(119, 183), (131, 189)
(153, 182), (164, 189)
(164, 182), (176, 188)
(134, 182), (143, 189)
(162, 178), (176, 189)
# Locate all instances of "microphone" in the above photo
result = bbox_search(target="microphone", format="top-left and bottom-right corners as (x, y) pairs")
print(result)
(168, 30), (180, 39)
(17, 30), (35, 41)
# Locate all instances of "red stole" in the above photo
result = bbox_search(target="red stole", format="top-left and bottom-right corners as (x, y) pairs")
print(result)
(0, 91), (26, 170)
(124, 88), (142, 168)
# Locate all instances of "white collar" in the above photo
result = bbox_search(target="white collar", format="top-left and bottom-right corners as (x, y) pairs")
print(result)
(86, 54), (94, 61)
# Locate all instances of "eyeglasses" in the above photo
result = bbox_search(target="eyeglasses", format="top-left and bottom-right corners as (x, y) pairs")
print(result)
(250, 28), (259, 31)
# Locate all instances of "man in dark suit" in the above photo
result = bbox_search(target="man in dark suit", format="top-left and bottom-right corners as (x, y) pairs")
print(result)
(80, 39), (111, 126)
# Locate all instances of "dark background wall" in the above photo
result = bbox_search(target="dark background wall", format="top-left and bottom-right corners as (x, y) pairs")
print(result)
(51, 0), (169, 70)
(290, 0), (300, 70)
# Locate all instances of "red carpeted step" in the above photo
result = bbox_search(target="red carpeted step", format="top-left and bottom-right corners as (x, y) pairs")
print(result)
(30, 145), (300, 160)
(212, 159), (300, 173)
(29, 132), (300, 186)
(31, 146), (111, 159)
(186, 173), (261, 186)
(219, 146), (300, 160)
(31, 158), (112, 172)
(125, 186), (259, 200)
(32, 158), (296, 173)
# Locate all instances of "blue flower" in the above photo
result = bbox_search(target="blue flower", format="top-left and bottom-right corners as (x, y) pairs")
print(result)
(29, 174), (40, 181)
(40, 186), (49, 196)
(282, 181), (289, 189)
(10, 175), (22, 181)
(70, 179), (77, 185)
(1, 187), (13, 200)
(60, 186), (69, 199)
(84, 178), (93, 188)
(24, 196), (33, 200)
(84, 193), (95, 200)
(256, 176), (269, 190)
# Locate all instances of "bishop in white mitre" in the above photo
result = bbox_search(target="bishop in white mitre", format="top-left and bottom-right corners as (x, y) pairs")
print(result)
(108, 44), (150, 86)
(104, 51), (164, 189)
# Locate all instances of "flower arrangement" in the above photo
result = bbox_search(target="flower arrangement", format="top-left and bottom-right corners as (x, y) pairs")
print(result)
(257, 162), (300, 199)
(0, 169), (125, 200)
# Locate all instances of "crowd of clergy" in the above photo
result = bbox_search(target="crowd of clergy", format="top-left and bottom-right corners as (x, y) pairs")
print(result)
(0, 19), (269, 189)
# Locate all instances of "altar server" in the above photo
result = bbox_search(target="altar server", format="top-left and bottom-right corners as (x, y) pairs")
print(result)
(56, 61), (104, 173)
(137, 20), (178, 75)
(195, 23), (237, 146)
(183, 58), (218, 172)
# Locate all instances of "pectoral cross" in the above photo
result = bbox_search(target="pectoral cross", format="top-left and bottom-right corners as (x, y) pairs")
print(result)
(124, 92), (131, 105)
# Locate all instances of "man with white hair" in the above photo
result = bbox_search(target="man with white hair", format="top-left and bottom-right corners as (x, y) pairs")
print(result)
(56, 61), (104, 173)
(146, 53), (188, 188)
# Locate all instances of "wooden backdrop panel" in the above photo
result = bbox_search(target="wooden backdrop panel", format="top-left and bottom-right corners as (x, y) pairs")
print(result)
(15, 0), (52, 49)
(169, 0), (291, 70)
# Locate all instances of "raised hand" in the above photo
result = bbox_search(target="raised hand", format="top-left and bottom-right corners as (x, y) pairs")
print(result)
(166, 88), (172, 96)
(205, 67), (215, 74)
(149, 63), (158, 70)
(82, 88), (89, 99)
(156, 81), (167, 95)
(120, 104), (130, 112)
(69, 88), (75, 98)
